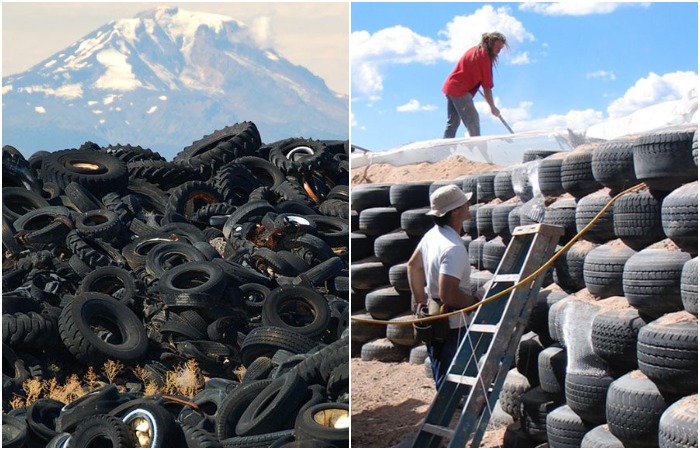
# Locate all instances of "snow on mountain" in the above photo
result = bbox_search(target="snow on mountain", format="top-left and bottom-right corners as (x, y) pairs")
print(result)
(2, 7), (348, 158)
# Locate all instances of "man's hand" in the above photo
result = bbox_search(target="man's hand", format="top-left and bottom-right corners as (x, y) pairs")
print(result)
(490, 105), (501, 117)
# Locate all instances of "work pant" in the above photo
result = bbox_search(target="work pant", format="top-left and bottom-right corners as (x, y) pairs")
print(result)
(427, 326), (465, 390)
(443, 94), (480, 138)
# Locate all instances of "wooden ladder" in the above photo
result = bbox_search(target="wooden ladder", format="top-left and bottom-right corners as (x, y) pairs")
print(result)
(412, 223), (563, 448)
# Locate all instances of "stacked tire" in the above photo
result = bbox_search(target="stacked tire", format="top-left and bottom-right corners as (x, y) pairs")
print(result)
(2, 123), (349, 447)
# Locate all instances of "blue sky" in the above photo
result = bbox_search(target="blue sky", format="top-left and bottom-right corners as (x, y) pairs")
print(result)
(351, 2), (698, 151)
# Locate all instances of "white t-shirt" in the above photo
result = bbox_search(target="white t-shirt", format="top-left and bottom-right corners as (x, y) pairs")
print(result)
(418, 225), (471, 329)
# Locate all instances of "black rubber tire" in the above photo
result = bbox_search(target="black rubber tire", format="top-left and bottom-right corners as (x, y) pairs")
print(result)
(543, 198), (577, 244)
(633, 125), (697, 191)
(55, 384), (123, 433)
(58, 292), (148, 365)
(13, 205), (73, 249)
(360, 338), (409, 362)
(658, 394), (698, 448)
(101, 143), (164, 164)
(358, 207), (400, 237)
(114, 400), (184, 447)
(468, 236), (486, 269)
(145, 241), (207, 278)
(166, 181), (224, 219)
(1, 187), (50, 222)
(40, 149), (128, 197)
(214, 162), (262, 205)
(70, 414), (136, 447)
(389, 182), (431, 212)
(294, 402), (348, 447)
(385, 313), (419, 347)
(661, 181), (698, 254)
(373, 231), (418, 267)
(516, 332), (543, 387)
(318, 198), (349, 219)
(388, 262), (410, 293)
(400, 207), (433, 238)
(590, 303), (646, 372)
(240, 326), (319, 367)
(75, 209), (121, 241)
(2, 414), (28, 447)
(236, 372), (308, 436)
(2, 310), (59, 349)
(564, 371), (613, 425)
(575, 189), (616, 243)
(537, 345), (566, 397)
(492, 201), (519, 238)
(613, 187), (667, 250)
(582, 241), (637, 298)
(3, 146), (43, 193)
(482, 236), (507, 272)
(545, 404), (589, 448)
(476, 172), (497, 203)
(262, 285), (331, 338)
(606, 370), (669, 447)
(494, 170), (515, 200)
(26, 398), (64, 443)
(64, 181), (104, 213)
(561, 146), (602, 199)
(476, 204), (496, 239)
(174, 122), (261, 173)
(519, 387), (563, 443)
(680, 257), (698, 316)
(127, 159), (203, 190)
(215, 379), (273, 440)
(499, 368), (531, 420)
(462, 203), (480, 238)
(636, 311), (698, 396)
(222, 200), (276, 239)
(553, 240), (597, 294)
(580, 424), (624, 448)
(181, 423), (220, 447)
(350, 261), (389, 291)
(350, 184), (391, 212)
(508, 204), (522, 234)
(622, 248), (691, 319)
(364, 286), (411, 321)
(158, 261), (227, 309)
(66, 229), (125, 270)
(538, 156), (566, 197)
(121, 234), (177, 269)
(350, 312), (386, 344)
(212, 258), (273, 287)
(235, 155), (286, 189)
(240, 283), (271, 315)
(250, 247), (307, 277)
(591, 137), (638, 193)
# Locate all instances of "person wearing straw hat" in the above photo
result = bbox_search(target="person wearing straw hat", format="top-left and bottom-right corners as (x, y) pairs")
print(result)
(407, 184), (480, 389)
(442, 31), (507, 138)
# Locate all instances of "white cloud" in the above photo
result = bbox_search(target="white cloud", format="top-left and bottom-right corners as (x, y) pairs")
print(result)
(351, 111), (365, 130)
(34, 106), (46, 114)
(587, 70), (616, 81)
(514, 108), (604, 131)
(519, 2), (650, 16)
(249, 16), (273, 49)
(607, 71), (698, 118)
(396, 99), (437, 113)
(352, 6), (534, 98)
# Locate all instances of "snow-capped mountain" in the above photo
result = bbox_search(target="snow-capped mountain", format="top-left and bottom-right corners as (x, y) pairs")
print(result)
(2, 7), (348, 158)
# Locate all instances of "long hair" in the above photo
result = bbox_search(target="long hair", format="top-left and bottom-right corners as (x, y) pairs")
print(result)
(479, 32), (507, 65)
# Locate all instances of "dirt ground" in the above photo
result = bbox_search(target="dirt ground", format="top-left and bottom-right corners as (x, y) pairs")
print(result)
(350, 358), (506, 448)
(351, 154), (502, 185)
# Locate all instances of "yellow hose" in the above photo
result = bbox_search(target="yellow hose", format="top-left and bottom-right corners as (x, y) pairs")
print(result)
(351, 182), (647, 326)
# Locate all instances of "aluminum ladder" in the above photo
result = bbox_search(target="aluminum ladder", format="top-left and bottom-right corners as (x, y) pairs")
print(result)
(412, 223), (564, 448)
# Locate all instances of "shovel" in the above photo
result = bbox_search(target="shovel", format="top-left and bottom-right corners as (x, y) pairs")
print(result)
(478, 89), (514, 134)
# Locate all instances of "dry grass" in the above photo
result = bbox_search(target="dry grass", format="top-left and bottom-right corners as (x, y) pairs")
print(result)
(7, 358), (209, 409)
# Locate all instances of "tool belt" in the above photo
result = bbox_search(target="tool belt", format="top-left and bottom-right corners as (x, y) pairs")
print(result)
(413, 299), (451, 344)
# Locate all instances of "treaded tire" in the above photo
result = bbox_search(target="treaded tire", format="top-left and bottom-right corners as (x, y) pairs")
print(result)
(350, 261), (389, 291)
(400, 207), (433, 238)
(158, 261), (227, 309)
(680, 257), (698, 316)
(564, 371), (613, 425)
(499, 368), (531, 419)
(71, 413), (137, 447)
(633, 125), (698, 191)
(166, 181), (224, 219)
(492, 201), (519, 238)
(545, 404), (589, 448)
(553, 240), (597, 294)
(590, 301), (646, 372)
(350, 184), (391, 211)
(591, 137), (638, 193)
(385, 313), (418, 347)
(583, 240), (637, 298)
(2, 414), (29, 447)
(358, 207), (400, 237)
(575, 189), (615, 243)
(661, 181), (698, 254)
(636, 311), (698, 396)
(538, 155), (566, 197)
(580, 424), (624, 448)
(543, 198), (577, 244)
(1, 187), (50, 222)
(613, 187), (666, 249)
(40, 149), (128, 197)
(145, 241), (207, 278)
(373, 231), (418, 266)
(494, 170), (515, 200)
(389, 182), (431, 212)
(561, 146), (602, 199)
(58, 292), (148, 365)
(75, 209), (121, 241)
(519, 387), (563, 443)
(476, 172), (497, 203)
(658, 394), (698, 448)
(350, 312), (386, 345)
(606, 370), (668, 447)
(215, 379), (273, 440)
(622, 248), (691, 318)
(476, 204), (496, 239)
(360, 338), (409, 362)
(174, 122), (261, 173)
(537, 345), (566, 397)
(236, 372), (308, 436)
(240, 326), (319, 367)
(388, 263), (410, 292)
(294, 402), (348, 447)
(262, 285), (331, 338)
(364, 286), (411, 321)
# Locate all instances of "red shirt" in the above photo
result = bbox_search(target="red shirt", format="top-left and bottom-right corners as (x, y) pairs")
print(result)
(442, 45), (494, 97)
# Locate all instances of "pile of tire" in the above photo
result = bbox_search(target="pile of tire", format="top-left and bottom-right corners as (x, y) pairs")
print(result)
(351, 124), (698, 447)
(2, 122), (350, 448)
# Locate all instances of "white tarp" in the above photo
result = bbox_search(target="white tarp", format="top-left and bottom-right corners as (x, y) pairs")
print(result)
(351, 95), (698, 169)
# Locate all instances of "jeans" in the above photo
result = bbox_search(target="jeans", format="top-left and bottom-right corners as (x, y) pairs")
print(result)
(443, 94), (480, 138)
(427, 327), (464, 390)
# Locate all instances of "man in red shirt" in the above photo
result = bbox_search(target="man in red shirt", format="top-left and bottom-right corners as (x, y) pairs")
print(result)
(442, 32), (507, 138)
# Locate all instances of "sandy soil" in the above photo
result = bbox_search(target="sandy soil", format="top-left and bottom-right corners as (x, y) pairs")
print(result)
(351, 155), (502, 185)
(350, 358), (506, 448)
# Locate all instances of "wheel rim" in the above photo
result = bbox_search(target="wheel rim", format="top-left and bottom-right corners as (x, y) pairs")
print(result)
(313, 408), (349, 429)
